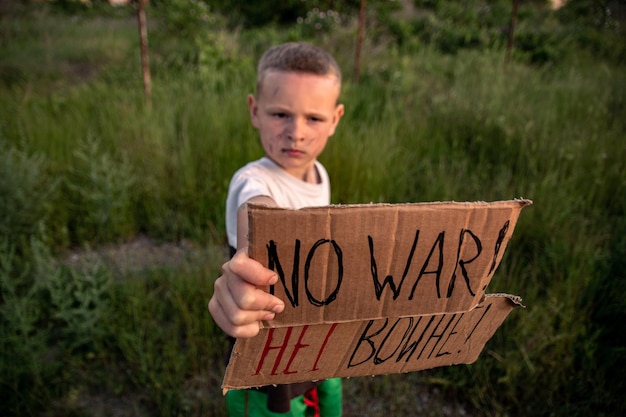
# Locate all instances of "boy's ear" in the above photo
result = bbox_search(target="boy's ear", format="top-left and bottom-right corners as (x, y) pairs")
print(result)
(247, 94), (260, 128)
(329, 103), (345, 136)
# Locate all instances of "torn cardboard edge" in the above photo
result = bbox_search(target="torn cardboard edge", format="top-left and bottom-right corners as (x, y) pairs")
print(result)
(222, 200), (532, 391)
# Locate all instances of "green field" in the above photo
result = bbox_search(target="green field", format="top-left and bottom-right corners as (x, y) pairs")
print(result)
(1, 1), (625, 416)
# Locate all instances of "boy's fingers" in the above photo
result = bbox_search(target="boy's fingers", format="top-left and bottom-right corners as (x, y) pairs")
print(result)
(213, 269), (280, 315)
(208, 295), (264, 339)
(224, 248), (284, 313)
(228, 248), (279, 287)
(223, 264), (284, 314)
(209, 276), (282, 338)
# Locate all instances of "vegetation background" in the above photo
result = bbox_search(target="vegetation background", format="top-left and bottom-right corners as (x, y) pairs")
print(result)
(1, 0), (625, 416)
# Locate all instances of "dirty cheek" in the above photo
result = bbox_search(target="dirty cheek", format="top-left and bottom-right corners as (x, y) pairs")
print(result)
(277, 127), (288, 142)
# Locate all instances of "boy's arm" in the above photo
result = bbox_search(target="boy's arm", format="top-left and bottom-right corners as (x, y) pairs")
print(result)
(208, 196), (285, 339)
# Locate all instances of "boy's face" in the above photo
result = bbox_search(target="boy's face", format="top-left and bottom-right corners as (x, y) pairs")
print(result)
(248, 71), (344, 183)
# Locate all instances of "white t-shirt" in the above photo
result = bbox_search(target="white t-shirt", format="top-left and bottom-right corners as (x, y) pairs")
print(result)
(226, 157), (331, 248)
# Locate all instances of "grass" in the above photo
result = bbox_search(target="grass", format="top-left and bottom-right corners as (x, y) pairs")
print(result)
(1, 3), (625, 416)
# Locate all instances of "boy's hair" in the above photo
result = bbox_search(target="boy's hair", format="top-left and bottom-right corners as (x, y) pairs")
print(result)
(256, 42), (342, 95)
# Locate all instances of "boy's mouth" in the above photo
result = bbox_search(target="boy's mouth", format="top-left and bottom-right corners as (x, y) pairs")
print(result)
(283, 148), (304, 157)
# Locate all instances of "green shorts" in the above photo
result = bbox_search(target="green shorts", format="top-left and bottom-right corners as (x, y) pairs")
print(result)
(225, 378), (342, 417)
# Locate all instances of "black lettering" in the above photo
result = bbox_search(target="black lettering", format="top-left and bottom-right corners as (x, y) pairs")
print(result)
(435, 314), (463, 358)
(465, 303), (492, 343)
(347, 311), (483, 368)
(409, 232), (445, 300)
(267, 239), (300, 307)
(396, 316), (435, 363)
(446, 229), (481, 298)
(304, 239), (343, 306)
(373, 317), (414, 365)
(348, 319), (389, 368)
(488, 220), (510, 276)
(368, 230), (420, 300)
(414, 315), (446, 360)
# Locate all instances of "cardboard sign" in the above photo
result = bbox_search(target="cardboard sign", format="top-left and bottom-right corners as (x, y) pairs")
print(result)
(223, 200), (531, 390)
(248, 200), (529, 326)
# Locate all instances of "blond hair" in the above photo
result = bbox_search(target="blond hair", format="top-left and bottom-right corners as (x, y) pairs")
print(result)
(256, 42), (342, 95)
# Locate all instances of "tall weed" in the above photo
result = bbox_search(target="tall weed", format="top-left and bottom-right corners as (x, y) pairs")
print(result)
(0, 142), (57, 251)
(65, 136), (136, 244)
(0, 239), (52, 414)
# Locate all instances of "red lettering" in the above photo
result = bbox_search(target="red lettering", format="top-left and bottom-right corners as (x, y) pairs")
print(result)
(254, 327), (294, 376)
(254, 324), (337, 376)
(312, 323), (338, 371)
(283, 325), (311, 374)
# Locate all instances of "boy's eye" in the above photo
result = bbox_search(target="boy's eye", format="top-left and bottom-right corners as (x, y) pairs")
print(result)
(273, 113), (287, 119)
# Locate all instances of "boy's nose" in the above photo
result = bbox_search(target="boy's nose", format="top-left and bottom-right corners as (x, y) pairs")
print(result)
(286, 118), (306, 142)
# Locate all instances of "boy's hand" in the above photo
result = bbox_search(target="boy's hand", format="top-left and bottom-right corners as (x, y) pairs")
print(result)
(208, 248), (285, 339)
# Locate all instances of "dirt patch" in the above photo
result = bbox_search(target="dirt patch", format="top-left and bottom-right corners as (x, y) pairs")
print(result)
(343, 373), (473, 417)
(62, 235), (227, 276)
(65, 61), (101, 84)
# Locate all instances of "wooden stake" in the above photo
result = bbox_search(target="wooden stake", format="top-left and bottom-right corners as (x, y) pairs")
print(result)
(137, 0), (152, 104)
(505, 0), (520, 67)
(354, 0), (367, 84)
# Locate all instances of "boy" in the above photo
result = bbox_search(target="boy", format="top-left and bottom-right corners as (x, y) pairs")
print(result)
(208, 42), (345, 416)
